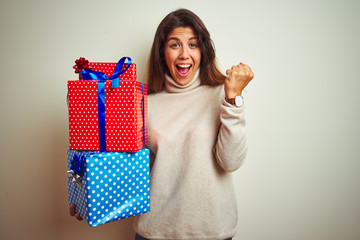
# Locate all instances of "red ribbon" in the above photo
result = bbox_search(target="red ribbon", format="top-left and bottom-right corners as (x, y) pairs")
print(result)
(73, 57), (90, 74)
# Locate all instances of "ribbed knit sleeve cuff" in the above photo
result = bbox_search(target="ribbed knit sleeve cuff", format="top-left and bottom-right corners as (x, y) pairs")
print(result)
(221, 98), (245, 113)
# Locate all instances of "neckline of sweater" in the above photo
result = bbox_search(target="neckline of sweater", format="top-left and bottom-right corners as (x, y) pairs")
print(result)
(164, 69), (201, 93)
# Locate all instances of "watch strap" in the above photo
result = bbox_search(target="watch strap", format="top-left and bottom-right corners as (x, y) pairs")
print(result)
(225, 97), (236, 105)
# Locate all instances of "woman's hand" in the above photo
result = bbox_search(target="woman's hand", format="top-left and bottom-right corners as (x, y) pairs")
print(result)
(69, 203), (83, 221)
(224, 62), (254, 98)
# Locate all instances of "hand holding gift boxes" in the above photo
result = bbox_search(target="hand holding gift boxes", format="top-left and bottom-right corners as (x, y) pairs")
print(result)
(67, 57), (150, 227)
(68, 57), (148, 152)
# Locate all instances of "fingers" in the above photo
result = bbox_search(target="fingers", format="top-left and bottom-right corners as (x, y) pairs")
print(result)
(226, 62), (254, 81)
(75, 213), (83, 221)
(226, 65), (241, 78)
(227, 62), (248, 73)
(70, 203), (76, 216)
(70, 203), (83, 221)
(226, 68), (231, 76)
(241, 64), (254, 80)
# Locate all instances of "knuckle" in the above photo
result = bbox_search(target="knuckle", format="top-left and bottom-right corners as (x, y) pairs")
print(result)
(237, 71), (244, 77)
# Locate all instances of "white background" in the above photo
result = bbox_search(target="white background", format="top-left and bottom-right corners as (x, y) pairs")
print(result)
(0, 0), (359, 239)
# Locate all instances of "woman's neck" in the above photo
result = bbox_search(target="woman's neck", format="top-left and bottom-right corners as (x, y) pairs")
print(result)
(164, 69), (201, 93)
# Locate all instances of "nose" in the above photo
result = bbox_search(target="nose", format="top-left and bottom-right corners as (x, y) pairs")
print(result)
(179, 46), (189, 59)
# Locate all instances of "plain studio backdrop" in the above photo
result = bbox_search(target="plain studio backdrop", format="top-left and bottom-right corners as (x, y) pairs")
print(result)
(0, 0), (359, 239)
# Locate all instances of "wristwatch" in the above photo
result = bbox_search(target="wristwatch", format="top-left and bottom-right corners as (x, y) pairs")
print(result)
(225, 95), (243, 107)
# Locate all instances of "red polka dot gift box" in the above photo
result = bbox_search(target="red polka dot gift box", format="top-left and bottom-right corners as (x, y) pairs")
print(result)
(68, 57), (148, 152)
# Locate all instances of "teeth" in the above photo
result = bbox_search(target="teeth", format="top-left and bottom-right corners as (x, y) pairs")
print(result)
(177, 64), (191, 68)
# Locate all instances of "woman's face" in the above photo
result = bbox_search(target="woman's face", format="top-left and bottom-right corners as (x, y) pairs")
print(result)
(164, 27), (201, 86)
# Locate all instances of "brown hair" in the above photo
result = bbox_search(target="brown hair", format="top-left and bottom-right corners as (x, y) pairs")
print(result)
(146, 9), (226, 94)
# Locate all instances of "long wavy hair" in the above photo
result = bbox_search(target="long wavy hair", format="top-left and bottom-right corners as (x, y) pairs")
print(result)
(146, 9), (226, 94)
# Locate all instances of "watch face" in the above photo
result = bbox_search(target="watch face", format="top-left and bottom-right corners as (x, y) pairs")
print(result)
(235, 95), (243, 106)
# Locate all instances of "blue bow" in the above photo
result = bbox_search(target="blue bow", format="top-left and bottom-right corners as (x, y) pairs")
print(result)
(80, 57), (132, 88)
(68, 153), (87, 186)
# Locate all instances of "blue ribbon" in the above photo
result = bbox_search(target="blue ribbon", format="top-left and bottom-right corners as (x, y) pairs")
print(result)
(140, 83), (146, 144)
(80, 57), (132, 88)
(97, 81), (106, 151)
(79, 57), (132, 151)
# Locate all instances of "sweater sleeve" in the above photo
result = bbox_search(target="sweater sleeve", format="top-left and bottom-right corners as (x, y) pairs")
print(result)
(214, 98), (248, 172)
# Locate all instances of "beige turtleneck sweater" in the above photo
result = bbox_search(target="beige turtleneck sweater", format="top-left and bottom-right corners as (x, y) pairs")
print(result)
(133, 70), (247, 240)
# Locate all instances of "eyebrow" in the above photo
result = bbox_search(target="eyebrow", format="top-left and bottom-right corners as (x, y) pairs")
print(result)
(167, 37), (198, 41)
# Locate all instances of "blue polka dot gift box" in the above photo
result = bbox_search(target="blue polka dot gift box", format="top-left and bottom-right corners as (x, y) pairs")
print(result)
(67, 147), (150, 227)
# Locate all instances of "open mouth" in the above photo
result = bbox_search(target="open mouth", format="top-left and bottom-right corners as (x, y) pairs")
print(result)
(176, 64), (192, 77)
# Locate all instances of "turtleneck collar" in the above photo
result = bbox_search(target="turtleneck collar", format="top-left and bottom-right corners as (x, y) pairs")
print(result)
(164, 69), (201, 93)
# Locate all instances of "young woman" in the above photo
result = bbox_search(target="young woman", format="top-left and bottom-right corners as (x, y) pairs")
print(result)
(71, 9), (253, 240)
(133, 9), (253, 240)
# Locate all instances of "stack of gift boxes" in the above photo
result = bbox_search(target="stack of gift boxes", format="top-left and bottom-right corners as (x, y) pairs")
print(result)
(67, 57), (150, 227)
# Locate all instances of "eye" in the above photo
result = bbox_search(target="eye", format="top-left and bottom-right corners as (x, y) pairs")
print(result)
(189, 43), (198, 48)
(170, 43), (180, 48)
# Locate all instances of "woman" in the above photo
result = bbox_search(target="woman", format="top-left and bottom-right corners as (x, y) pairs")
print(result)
(134, 8), (253, 240)
(71, 8), (253, 240)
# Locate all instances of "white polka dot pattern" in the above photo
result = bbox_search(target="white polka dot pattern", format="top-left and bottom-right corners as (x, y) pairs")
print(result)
(67, 62), (148, 151)
(88, 62), (136, 80)
(67, 147), (150, 227)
